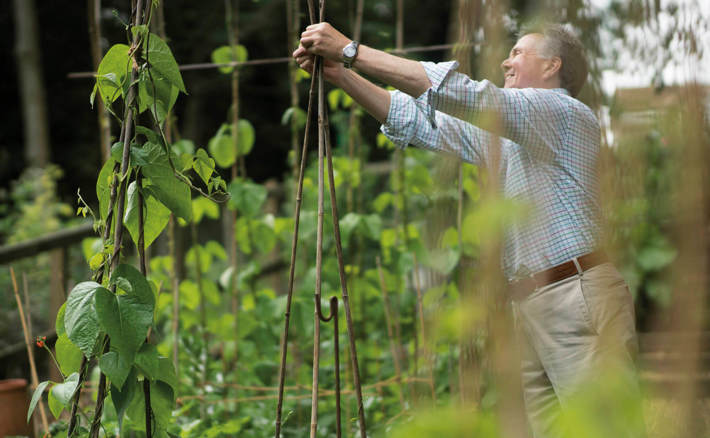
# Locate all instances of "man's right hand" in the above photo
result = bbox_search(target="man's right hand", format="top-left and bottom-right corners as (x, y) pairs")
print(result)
(293, 44), (348, 87)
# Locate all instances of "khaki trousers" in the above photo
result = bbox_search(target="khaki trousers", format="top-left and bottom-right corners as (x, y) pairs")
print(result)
(512, 262), (645, 438)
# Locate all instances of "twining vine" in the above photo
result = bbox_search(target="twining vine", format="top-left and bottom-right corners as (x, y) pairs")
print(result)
(27, 1), (226, 437)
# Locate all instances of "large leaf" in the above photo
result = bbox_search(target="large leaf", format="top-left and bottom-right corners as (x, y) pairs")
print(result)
(138, 70), (179, 123)
(227, 178), (267, 216)
(96, 44), (130, 104)
(48, 372), (80, 418)
(112, 368), (139, 431)
(48, 389), (63, 419)
(134, 344), (160, 380)
(95, 265), (155, 364)
(124, 181), (171, 249)
(139, 143), (192, 221)
(126, 380), (175, 434)
(55, 334), (83, 376)
(208, 132), (236, 169)
(143, 33), (186, 92)
(99, 351), (133, 390)
(65, 281), (104, 357)
(156, 357), (178, 393)
(27, 381), (50, 423)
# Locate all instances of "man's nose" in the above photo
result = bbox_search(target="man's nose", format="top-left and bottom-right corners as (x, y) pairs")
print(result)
(500, 57), (511, 71)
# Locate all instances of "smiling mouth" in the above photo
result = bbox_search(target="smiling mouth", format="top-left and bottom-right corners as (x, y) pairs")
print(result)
(505, 72), (515, 80)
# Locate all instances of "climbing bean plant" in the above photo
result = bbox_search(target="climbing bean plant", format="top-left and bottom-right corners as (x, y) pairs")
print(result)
(27, 1), (226, 437)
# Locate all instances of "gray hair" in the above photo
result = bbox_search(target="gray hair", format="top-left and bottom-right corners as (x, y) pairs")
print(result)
(521, 23), (589, 97)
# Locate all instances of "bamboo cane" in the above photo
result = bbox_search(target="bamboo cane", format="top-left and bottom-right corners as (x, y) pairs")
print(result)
(10, 267), (49, 433)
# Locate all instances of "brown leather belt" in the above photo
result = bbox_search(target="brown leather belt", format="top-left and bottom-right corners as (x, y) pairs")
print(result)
(508, 250), (608, 301)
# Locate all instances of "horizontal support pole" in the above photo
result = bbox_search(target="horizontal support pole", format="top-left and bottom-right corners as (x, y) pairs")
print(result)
(0, 223), (96, 264)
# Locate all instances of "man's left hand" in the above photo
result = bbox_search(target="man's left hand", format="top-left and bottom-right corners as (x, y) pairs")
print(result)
(299, 22), (351, 63)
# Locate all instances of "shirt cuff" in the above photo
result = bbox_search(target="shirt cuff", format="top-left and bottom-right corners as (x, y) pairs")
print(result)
(380, 90), (417, 149)
(418, 61), (459, 125)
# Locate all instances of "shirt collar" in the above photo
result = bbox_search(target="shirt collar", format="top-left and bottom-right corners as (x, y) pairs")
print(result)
(551, 87), (570, 96)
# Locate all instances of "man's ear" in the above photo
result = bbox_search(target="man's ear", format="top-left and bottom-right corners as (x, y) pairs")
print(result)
(543, 57), (562, 81)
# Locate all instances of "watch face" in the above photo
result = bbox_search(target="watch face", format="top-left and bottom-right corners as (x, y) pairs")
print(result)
(344, 44), (356, 57)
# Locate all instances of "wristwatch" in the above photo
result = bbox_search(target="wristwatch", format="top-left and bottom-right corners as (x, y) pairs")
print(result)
(342, 40), (359, 69)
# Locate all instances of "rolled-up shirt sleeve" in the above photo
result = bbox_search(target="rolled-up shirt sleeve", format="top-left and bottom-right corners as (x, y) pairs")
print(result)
(418, 61), (575, 162)
(381, 89), (497, 167)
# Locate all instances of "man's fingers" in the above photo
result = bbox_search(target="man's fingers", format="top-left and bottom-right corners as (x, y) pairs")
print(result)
(293, 45), (307, 57)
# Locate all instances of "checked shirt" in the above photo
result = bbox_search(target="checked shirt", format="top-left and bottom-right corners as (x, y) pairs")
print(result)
(381, 61), (602, 281)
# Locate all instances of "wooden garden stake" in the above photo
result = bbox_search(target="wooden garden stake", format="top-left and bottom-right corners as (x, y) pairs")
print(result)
(376, 257), (408, 410)
(10, 267), (49, 433)
(276, 0), (367, 436)
(273, 35), (320, 438)
(309, 10), (327, 433)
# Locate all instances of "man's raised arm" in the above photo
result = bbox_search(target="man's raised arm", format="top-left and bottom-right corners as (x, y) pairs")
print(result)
(295, 22), (432, 98)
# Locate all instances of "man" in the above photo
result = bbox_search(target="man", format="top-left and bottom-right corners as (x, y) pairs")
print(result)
(294, 23), (643, 438)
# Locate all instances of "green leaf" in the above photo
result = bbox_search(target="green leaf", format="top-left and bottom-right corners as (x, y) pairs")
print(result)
(373, 192), (393, 213)
(193, 148), (215, 185)
(426, 248), (460, 275)
(637, 246), (677, 272)
(205, 240), (227, 260)
(140, 143), (192, 221)
(211, 45), (248, 74)
(236, 119), (255, 157)
(227, 178), (267, 216)
(126, 380), (175, 433)
(56, 302), (67, 337)
(48, 388), (63, 419)
(156, 357), (178, 393)
(208, 133), (236, 169)
(362, 214), (383, 240)
(65, 281), (104, 357)
(135, 344), (160, 380)
(339, 213), (361, 244)
(51, 372), (80, 407)
(138, 71), (179, 123)
(124, 181), (171, 248)
(96, 44), (130, 104)
(281, 106), (307, 130)
(251, 220), (276, 254)
(55, 334), (83, 376)
(143, 33), (186, 92)
(96, 158), (117, 222)
(135, 125), (161, 145)
(112, 368), (139, 431)
(179, 280), (200, 310)
(192, 196), (219, 224)
(172, 138), (195, 156)
(99, 351), (133, 390)
(27, 380), (50, 423)
(95, 265), (154, 364)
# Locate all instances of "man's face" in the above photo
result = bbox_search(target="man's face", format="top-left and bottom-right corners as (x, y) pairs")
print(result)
(501, 33), (551, 89)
